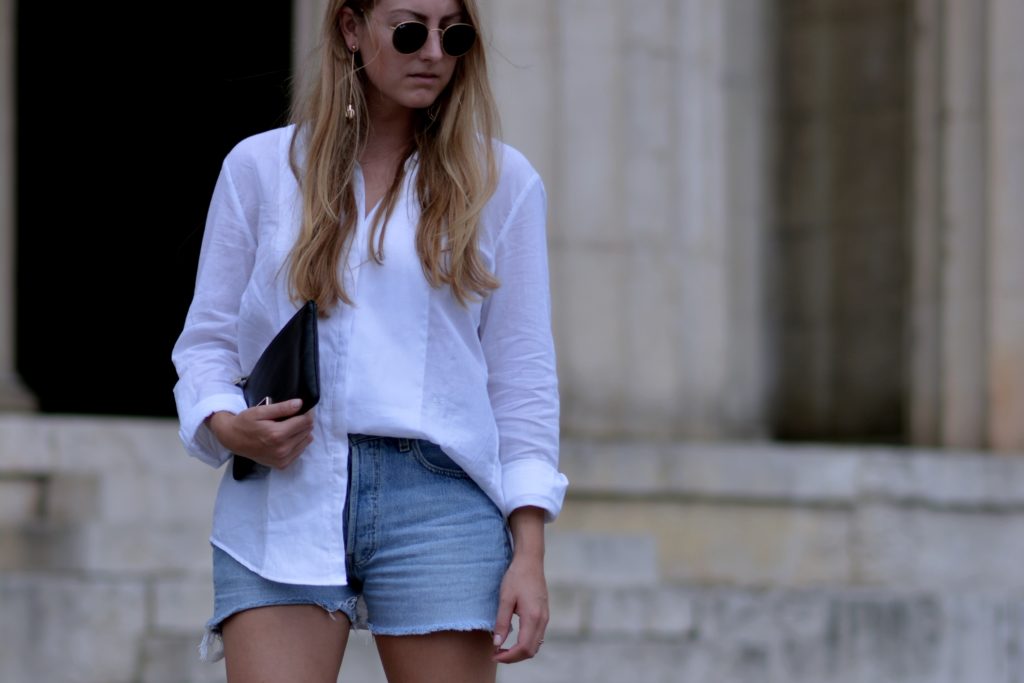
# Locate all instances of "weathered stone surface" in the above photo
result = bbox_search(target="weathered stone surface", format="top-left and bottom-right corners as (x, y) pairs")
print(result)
(545, 530), (659, 587)
(74, 522), (211, 574)
(560, 439), (1024, 508)
(557, 500), (852, 587)
(854, 502), (1024, 590)
(0, 477), (42, 523)
(140, 634), (225, 683)
(0, 574), (146, 683)
(154, 575), (215, 633)
(589, 586), (696, 638)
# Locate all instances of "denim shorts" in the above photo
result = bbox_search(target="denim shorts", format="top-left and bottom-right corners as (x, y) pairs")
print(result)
(200, 435), (512, 660)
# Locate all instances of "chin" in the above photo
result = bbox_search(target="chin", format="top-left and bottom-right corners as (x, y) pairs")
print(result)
(405, 95), (441, 110)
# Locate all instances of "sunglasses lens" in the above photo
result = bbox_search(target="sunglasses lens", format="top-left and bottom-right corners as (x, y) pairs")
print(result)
(442, 24), (476, 57)
(392, 22), (428, 54)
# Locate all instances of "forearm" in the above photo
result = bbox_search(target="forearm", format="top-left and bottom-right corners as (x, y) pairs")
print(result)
(507, 506), (545, 560)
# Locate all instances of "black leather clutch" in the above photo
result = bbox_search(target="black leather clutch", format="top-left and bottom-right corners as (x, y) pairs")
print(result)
(232, 300), (320, 481)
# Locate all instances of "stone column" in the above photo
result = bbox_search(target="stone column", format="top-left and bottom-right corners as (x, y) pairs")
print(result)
(987, 0), (1024, 451)
(485, 0), (774, 440)
(293, 0), (330, 82)
(0, 0), (36, 412)
(909, 0), (990, 448)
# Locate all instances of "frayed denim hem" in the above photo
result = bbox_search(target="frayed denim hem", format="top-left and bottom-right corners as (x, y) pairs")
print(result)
(197, 595), (362, 663)
(368, 619), (495, 637)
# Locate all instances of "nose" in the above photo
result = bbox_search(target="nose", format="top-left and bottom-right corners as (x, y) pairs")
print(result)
(420, 28), (444, 60)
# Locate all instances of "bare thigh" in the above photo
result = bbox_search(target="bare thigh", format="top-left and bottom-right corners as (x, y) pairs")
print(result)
(374, 630), (496, 683)
(222, 604), (351, 683)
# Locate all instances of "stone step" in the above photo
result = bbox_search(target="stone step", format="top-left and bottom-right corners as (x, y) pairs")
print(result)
(5, 571), (1024, 683)
(545, 530), (660, 587)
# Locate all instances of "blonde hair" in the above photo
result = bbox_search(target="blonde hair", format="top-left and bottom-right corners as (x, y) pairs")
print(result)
(287, 0), (500, 312)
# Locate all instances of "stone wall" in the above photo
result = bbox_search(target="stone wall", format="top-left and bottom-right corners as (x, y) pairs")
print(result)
(5, 416), (1024, 682)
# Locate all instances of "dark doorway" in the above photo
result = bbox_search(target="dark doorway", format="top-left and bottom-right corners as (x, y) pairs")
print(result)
(16, 3), (293, 416)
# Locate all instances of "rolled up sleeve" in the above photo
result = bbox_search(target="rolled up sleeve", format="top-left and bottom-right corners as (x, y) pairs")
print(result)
(172, 155), (257, 468)
(479, 174), (568, 521)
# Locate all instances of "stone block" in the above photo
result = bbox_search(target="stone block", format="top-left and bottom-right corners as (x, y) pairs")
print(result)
(154, 575), (215, 633)
(0, 574), (145, 683)
(558, 439), (667, 496)
(0, 414), (57, 473)
(495, 640), (689, 683)
(0, 521), (79, 571)
(669, 442), (860, 503)
(71, 470), (219, 524)
(50, 416), (185, 474)
(589, 586), (695, 638)
(853, 502), (1024, 590)
(560, 439), (862, 504)
(546, 584), (587, 636)
(0, 477), (42, 523)
(71, 522), (212, 575)
(859, 449), (1024, 506)
(545, 530), (659, 587)
(140, 634), (225, 683)
(557, 500), (852, 587)
(45, 473), (101, 520)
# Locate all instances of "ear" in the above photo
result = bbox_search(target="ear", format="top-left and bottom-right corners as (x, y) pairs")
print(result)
(339, 7), (361, 50)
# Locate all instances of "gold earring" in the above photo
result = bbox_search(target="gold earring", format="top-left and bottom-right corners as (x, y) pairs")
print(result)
(346, 45), (357, 120)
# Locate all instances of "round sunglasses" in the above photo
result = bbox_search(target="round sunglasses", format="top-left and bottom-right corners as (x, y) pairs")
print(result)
(388, 21), (476, 57)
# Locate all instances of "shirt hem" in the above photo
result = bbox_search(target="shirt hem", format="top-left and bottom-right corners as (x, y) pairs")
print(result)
(209, 537), (351, 587)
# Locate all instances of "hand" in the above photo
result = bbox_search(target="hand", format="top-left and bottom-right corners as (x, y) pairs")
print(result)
(206, 399), (314, 470)
(492, 507), (548, 663)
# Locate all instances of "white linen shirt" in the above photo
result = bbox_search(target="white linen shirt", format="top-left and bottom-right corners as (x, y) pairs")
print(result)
(172, 124), (568, 585)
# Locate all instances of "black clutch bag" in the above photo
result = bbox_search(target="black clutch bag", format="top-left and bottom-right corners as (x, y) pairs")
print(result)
(232, 300), (321, 481)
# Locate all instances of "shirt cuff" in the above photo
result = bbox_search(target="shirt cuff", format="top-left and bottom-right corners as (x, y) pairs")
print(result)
(179, 393), (248, 468)
(501, 458), (569, 522)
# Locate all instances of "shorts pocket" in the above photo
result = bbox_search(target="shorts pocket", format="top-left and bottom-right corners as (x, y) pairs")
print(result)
(410, 441), (469, 478)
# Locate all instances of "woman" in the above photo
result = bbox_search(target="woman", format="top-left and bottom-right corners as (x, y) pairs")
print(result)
(171, 0), (567, 681)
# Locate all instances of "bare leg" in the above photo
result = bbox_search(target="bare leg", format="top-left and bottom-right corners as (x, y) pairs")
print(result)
(222, 604), (351, 683)
(374, 631), (496, 683)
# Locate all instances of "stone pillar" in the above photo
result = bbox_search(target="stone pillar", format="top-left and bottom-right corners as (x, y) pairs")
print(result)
(486, 0), (774, 440)
(987, 0), (1024, 451)
(293, 0), (329, 81)
(0, 0), (36, 412)
(910, 0), (1024, 452)
(909, 0), (989, 448)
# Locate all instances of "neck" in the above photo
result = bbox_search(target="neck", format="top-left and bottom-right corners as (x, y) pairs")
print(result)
(362, 92), (416, 164)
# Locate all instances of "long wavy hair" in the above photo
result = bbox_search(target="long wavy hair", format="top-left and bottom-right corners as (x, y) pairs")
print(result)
(287, 0), (500, 312)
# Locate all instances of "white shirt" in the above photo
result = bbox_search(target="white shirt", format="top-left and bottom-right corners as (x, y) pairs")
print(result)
(172, 124), (568, 585)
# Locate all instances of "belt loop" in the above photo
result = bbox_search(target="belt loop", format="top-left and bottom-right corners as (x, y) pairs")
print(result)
(397, 438), (411, 453)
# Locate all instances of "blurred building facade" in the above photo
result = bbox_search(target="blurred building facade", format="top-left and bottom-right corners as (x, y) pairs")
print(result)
(3, 1), (1024, 682)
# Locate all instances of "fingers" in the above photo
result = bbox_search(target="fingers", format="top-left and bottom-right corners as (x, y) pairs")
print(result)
(233, 401), (315, 469)
(491, 586), (548, 663)
(492, 593), (515, 652)
(492, 607), (548, 663)
(260, 419), (314, 469)
(250, 398), (305, 420)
